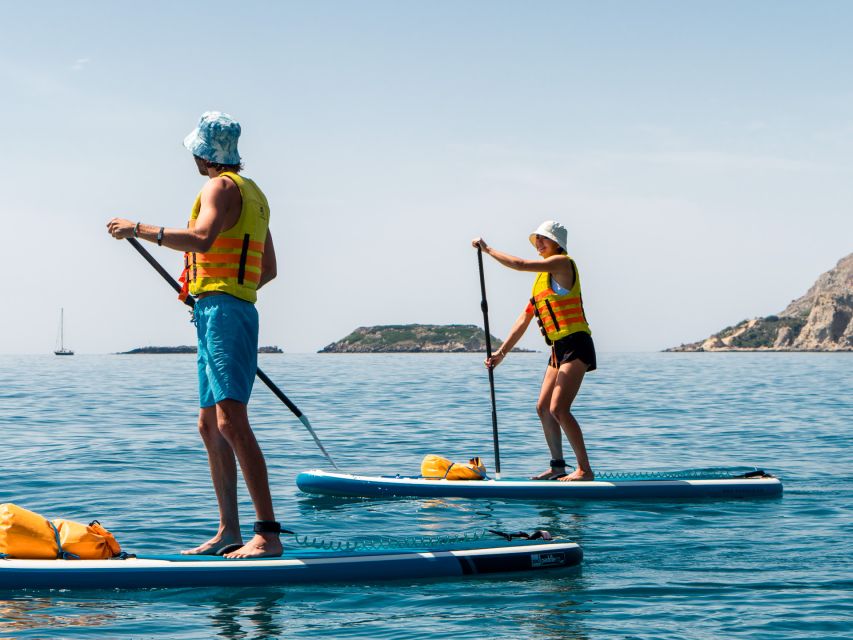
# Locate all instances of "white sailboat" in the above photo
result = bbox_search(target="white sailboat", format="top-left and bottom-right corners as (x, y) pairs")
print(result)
(54, 308), (74, 356)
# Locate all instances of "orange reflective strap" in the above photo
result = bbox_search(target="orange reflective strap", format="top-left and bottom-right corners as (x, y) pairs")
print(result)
(552, 308), (585, 322)
(190, 266), (261, 284)
(194, 252), (263, 270)
(177, 252), (191, 302)
(539, 307), (586, 329)
(211, 237), (265, 253)
(543, 299), (560, 330)
(543, 314), (586, 329)
(178, 269), (190, 301)
(540, 317), (557, 333)
(549, 297), (581, 310)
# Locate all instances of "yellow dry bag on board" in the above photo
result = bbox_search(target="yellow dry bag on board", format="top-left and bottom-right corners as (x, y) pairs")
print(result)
(0, 503), (122, 560)
(421, 455), (488, 480)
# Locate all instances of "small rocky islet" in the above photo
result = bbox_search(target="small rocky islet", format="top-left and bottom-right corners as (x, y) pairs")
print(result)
(667, 252), (852, 352)
(118, 346), (283, 354)
(319, 324), (523, 353)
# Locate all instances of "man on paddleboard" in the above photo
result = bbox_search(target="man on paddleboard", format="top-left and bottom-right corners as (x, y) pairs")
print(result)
(473, 221), (596, 481)
(106, 112), (283, 558)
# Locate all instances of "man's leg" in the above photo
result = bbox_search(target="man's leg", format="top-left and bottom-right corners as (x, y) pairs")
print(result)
(550, 360), (593, 481)
(214, 398), (283, 558)
(181, 406), (243, 555)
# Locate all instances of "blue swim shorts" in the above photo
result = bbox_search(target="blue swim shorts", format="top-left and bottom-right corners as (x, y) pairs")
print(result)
(194, 294), (259, 408)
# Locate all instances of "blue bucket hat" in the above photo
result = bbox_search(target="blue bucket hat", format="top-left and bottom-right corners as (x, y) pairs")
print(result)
(183, 111), (241, 165)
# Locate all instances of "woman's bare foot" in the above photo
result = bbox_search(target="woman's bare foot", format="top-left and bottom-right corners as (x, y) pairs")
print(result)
(223, 534), (283, 559)
(558, 468), (594, 482)
(181, 534), (243, 556)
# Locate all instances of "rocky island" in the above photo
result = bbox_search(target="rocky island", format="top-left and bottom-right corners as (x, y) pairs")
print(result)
(319, 324), (528, 353)
(667, 252), (852, 352)
(119, 346), (283, 354)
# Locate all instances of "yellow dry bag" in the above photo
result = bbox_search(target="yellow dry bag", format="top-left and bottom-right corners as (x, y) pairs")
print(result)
(0, 503), (122, 560)
(421, 455), (488, 481)
(53, 519), (122, 559)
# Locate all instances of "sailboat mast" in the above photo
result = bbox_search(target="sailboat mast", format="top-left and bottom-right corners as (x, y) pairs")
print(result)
(54, 307), (73, 355)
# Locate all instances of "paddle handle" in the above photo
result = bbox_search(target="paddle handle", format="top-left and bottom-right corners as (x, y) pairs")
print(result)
(477, 246), (501, 478)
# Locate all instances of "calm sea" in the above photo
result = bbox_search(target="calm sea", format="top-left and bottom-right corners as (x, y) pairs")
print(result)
(0, 352), (850, 639)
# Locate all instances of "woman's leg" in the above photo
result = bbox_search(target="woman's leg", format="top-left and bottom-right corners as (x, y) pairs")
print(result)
(531, 365), (567, 479)
(550, 359), (594, 481)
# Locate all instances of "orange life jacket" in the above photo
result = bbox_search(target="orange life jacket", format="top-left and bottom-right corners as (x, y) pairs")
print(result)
(530, 256), (591, 344)
(179, 172), (269, 304)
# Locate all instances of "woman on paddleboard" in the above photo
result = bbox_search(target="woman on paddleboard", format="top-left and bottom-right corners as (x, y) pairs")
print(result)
(473, 221), (596, 481)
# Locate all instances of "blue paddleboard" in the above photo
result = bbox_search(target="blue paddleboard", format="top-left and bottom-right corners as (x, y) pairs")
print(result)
(0, 539), (581, 590)
(296, 469), (783, 500)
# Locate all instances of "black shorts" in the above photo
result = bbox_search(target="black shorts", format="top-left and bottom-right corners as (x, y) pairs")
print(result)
(548, 332), (597, 371)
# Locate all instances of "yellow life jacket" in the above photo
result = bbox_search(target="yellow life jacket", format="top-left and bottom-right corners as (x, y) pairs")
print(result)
(0, 503), (122, 560)
(184, 172), (270, 303)
(421, 455), (488, 481)
(530, 256), (591, 344)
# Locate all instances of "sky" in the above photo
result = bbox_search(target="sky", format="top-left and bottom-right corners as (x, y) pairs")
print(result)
(1, 1), (852, 354)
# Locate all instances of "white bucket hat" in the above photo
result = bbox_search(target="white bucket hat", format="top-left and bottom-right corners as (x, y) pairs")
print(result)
(529, 220), (567, 251)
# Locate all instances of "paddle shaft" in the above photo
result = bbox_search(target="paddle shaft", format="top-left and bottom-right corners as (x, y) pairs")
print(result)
(477, 246), (501, 478)
(126, 237), (339, 469)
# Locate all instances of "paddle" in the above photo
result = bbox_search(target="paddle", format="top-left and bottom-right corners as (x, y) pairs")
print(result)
(476, 246), (501, 479)
(125, 237), (339, 470)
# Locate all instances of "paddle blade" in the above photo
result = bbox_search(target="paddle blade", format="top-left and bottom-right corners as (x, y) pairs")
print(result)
(299, 415), (339, 470)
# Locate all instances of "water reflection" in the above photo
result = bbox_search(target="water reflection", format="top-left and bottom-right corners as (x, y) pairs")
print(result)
(0, 595), (119, 634)
(205, 587), (288, 640)
(0, 588), (289, 640)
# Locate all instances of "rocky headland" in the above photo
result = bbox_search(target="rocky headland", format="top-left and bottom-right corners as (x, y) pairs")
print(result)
(667, 252), (853, 352)
(319, 324), (526, 353)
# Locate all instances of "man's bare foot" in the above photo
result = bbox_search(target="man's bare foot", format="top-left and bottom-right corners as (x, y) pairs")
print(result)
(223, 534), (283, 559)
(181, 534), (243, 556)
(558, 468), (594, 482)
(531, 467), (566, 480)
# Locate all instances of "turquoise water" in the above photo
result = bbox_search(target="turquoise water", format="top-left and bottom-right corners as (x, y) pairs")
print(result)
(0, 352), (850, 639)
